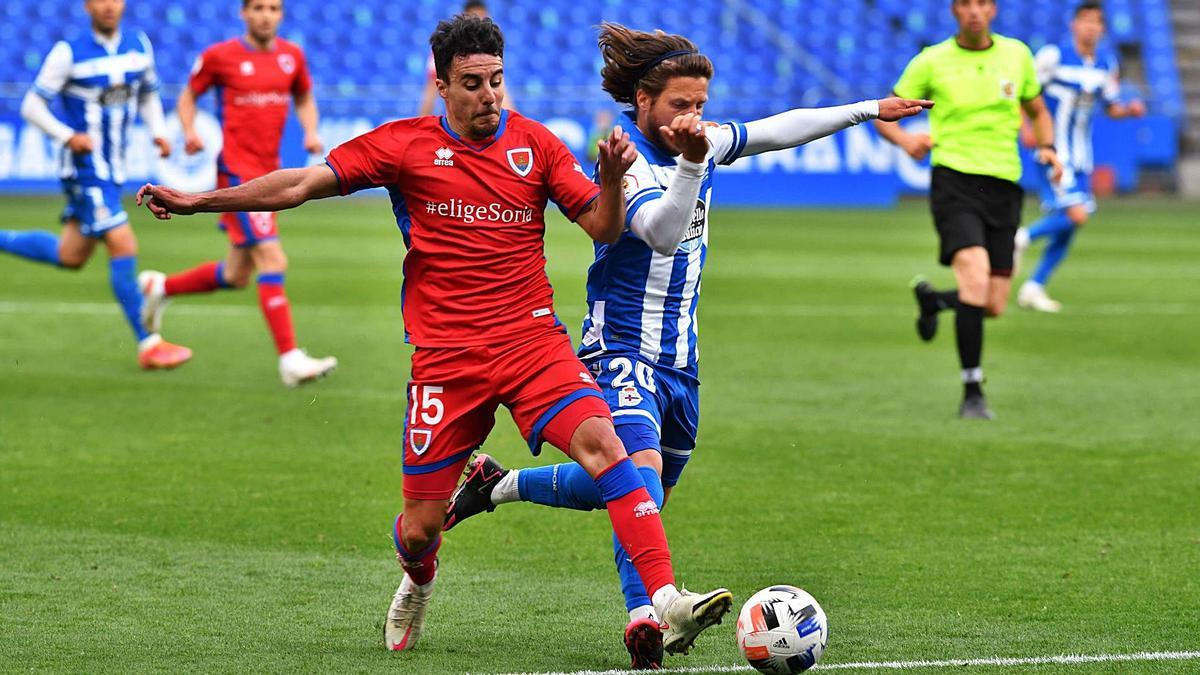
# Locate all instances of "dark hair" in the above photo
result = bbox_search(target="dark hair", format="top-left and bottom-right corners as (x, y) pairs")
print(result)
(463, 0), (487, 11)
(241, 0), (282, 8)
(598, 22), (713, 106)
(1075, 1), (1104, 16)
(430, 14), (504, 81)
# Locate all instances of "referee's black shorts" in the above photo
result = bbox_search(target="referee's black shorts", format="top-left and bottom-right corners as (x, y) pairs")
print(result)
(929, 166), (1024, 277)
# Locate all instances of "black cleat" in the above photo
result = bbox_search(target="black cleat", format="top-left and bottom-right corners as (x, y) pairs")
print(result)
(959, 393), (994, 420)
(911, 276), (940, 342)
(624, 618), (664, 670)
(443, 453), (509, 531)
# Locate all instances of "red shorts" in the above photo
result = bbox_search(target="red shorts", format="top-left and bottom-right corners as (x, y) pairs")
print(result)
(217, 170), (279, 248)
(402, 329), (611, 500)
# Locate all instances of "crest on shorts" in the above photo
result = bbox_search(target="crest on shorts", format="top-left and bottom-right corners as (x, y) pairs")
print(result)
(409, 429), (432, 456)
(277, 53), (296, 75)
(506, 148), (534, 177)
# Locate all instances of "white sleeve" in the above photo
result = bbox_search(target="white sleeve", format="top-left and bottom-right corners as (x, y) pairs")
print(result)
(628, 157), (705, 256)
(21, 90), (74, 143)
(739, 101), (879, 157)
(31, 41), (73, 100)
(705, 122), (747, 166)
(139, 93), (167, 138)
(1035, 45), (1061, 85)
(137, 32), (162, 93)
(1102, 61), (1121, 105)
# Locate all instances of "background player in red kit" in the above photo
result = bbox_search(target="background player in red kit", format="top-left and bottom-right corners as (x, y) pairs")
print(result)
(139, 0), (336, 386)
(136, 14), (732, 657)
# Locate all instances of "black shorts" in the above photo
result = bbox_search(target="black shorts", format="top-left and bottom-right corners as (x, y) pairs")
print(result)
(929, 166), (1024, 276)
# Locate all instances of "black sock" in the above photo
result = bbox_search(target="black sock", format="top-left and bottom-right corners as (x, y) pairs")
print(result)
(955, 302), (985, 395)
(935, 289), (959, 312)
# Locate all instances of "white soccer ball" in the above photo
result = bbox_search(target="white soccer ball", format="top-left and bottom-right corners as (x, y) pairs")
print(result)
(736, 585), (828, 674)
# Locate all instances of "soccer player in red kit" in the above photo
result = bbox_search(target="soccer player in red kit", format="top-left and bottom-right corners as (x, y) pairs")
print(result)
(136, 14), (731, 656)
(139, 0), (336, 386)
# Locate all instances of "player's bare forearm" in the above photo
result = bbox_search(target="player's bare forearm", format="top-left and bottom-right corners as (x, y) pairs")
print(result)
(1022, 96), (1054, 147)
(577, 125), (637, 244)
(294, 92), (323, 153)
(872, 117), (909, 146)
(137, 165), (339, 220)
(176, 88), (198, 135)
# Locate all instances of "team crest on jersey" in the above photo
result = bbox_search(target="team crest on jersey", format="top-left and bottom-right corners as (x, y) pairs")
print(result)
(409, 429), (432, 456)
(999, 79), (1016, 99)
(277, 53), (296, 75)
(506, 148), (534, 177)
(240, 61), (255, 76)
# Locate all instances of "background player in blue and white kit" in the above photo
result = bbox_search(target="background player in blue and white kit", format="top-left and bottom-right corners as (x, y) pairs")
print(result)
(442, 22), (931, 669)
(0, 0), (191, 369)
(1016, 1), (1145, 313)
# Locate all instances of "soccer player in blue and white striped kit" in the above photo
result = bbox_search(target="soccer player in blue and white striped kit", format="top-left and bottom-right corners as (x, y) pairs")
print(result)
(441, 23), (930, 669)
(0, 0), (190, 369)
(1015, 1), (1145, 313)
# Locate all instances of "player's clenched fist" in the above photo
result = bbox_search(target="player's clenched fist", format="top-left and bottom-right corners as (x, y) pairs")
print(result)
(596, 124), (638, 185)
(136, 183), (198, 220)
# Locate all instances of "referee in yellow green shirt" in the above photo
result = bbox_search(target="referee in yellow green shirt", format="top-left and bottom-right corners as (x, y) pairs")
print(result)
(875, 0), (1062, 419)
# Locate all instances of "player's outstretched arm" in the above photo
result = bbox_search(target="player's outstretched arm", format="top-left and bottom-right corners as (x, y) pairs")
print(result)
(740, 98), (933, 158)
(136, 165), (340, 220)
(577, 125), (637, 244)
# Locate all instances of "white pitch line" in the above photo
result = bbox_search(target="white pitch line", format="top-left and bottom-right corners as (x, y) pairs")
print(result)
(488, 650), (1200, 675)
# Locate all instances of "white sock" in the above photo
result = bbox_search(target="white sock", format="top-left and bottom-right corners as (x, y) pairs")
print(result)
(137, 333), (162, 353)
(629, 605), (658, 624)
(491, 469), (520, 505)
(651, 584), (681, 620)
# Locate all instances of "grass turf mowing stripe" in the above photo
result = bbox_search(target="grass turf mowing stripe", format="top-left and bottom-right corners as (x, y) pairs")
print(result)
(491, 650), (1200, 675)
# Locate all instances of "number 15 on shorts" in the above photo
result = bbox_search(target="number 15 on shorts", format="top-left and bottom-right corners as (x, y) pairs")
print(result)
(408, 385), (444, 456)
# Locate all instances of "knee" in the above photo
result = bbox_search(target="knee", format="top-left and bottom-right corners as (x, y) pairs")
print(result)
(225, 268), (253, 288)
(960, 275), (990, 304)
(1067, 207), (1089, 228)
(58, 255), (87, 270)
(570, 421), (627, 470)
(401, 515), (441, 553)
(986, 303), (1005, 318)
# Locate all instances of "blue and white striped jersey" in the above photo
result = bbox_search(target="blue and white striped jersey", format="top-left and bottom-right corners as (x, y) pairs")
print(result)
(30, 30), (161, 185)
(578, 112), (749, 375)
(1036, 41), (1120, 174)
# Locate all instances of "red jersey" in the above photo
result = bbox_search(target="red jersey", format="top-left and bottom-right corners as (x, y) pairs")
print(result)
(325, 111), (601, 347)
(189, 37), (312, 178)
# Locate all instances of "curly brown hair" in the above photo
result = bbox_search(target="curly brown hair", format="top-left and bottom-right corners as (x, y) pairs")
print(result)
(598, 22), (713, 105)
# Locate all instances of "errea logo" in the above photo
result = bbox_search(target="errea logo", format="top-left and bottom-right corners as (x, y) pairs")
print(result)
(434, 147), (455, 167)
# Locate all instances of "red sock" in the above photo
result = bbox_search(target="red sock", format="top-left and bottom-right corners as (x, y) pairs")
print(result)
(164, 261), (224, 296)
(256, 274), (296, 355)
(394, 514), (440, 585)
(598, 460), (675, 597)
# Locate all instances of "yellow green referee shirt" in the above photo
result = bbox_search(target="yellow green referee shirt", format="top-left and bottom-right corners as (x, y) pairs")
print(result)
(893, 34), (1040, 184)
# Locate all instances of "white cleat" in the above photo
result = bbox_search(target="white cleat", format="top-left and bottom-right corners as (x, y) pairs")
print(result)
(1017, 281), (1062, 313)
(660, 587), (733, 655)
(279, 348), (337, 387)
(385, 574), (435, 652)
(138, 270), (169, 334)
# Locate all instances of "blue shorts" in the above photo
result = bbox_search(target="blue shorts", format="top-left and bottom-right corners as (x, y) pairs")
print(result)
(60, 180), (129, 238)
(1037, 165), (1096, 214)
(585, 353), (699, 488)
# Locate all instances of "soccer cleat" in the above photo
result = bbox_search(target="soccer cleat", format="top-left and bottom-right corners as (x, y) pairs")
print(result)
(624, 617), (664, 670)
(661, 587), (733, 655)
(959, 393), (995, 420)
(911, 276), (940, 342)
(138, 335), (192, 370)
(138, 270), (169, 334)
(443, 453), (509, 531)
(279, 348), (338, 387)
(384, 572), (435, 652)
(1017, 281), (1062, 313)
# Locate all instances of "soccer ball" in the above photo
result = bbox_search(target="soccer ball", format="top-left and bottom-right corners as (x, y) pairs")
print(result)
(736, 585), (828, 674)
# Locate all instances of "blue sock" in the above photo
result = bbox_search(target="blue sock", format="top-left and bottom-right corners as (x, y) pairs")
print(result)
(613, 466), (665, 613)
(0, 230), (61, 266)
(1032, 227), (1076, 287)
(109, 256), (150, 341)
(1027, 210), (1073, 241)
(518, 462), (604, 510)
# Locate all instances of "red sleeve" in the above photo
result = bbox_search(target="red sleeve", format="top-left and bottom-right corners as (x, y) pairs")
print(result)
(324, 122), (407, 195)
(291, 47), (312, 97)
(540, 125), (600, 221)
(188, 45), (219, 96)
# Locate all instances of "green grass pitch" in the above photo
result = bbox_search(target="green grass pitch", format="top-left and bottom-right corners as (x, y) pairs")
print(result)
(1, 194), (1197, 673)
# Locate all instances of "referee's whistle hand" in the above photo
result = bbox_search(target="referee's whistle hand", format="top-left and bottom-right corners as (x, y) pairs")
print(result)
(901, 133), (934, 161)
(877, 97), (935, 122)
